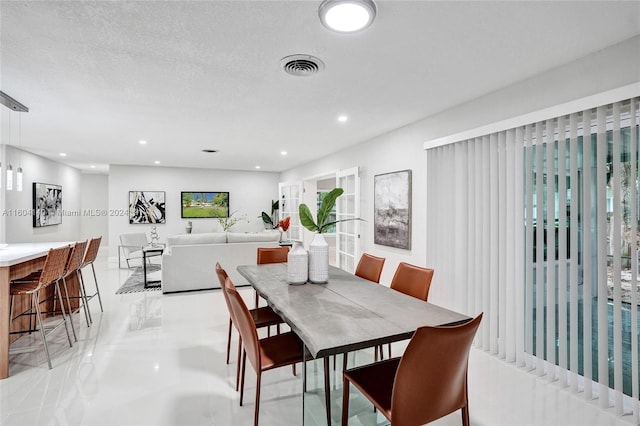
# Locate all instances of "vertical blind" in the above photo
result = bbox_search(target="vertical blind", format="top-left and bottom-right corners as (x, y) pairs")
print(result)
(426, 97), (639, 423)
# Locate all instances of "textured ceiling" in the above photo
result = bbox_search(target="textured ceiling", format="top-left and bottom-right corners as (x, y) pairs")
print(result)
(1, 1), (639, 173)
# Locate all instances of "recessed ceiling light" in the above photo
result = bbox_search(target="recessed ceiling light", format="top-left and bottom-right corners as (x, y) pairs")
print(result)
(255, 165), (261, 169)
(319, 0), (377, 33)
(59, 153), (67, 157)
(281, 151), (288, 156)
(90, 165), (96, 169)
(338, 115), (348, 123)
(154, 160), (160, 165)
(139, 140), (147, 145)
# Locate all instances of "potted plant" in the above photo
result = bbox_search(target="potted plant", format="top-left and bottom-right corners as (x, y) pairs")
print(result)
(299, 187), (362, 283)
(260, 200), (280, 229)
(218, 209), (248, 232)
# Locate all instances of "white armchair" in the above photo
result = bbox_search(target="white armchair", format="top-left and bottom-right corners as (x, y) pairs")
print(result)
(119, 233), (149, 268)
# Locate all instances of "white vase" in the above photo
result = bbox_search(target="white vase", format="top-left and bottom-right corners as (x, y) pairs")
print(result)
(287, 241), (308, 285)
(308, 233), (329, 283)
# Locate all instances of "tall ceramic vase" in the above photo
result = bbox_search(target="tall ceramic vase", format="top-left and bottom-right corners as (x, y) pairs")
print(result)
(308, 233), (329, 283)
(287, 241), (308, 285)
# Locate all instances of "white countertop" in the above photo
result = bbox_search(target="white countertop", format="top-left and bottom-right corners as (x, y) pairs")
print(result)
(0, 242), (73, 267)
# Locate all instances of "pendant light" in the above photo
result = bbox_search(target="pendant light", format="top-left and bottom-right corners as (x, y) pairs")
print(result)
(0, 91), (28, 192)
(6, 165), (13, 191)
(16, 113), (23, 192)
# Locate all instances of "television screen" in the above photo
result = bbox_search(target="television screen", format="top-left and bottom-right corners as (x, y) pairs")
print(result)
(181, 192), (229, 218)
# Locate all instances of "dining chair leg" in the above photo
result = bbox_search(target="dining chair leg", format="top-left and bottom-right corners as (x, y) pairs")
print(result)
(254, 372), (262, 426)
(324, 356), (331, 426)
(240, 349), (247, 406)
(462, 405), (470, 426)
(236, 337), (242, 391)
(226, 318), (233, 364)
(342, 352), (348, 371)
(341, 376), (350, 426)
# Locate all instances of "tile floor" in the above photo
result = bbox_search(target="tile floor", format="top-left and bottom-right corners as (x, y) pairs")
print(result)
(1, 253), (636, 426)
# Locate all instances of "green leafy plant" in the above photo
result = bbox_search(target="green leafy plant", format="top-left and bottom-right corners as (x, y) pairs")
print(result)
(299, 187), (362, 233)
(260, 199), (280, 229)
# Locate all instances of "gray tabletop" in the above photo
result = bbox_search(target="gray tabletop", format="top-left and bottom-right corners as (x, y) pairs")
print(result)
(237, 263), (470, 359)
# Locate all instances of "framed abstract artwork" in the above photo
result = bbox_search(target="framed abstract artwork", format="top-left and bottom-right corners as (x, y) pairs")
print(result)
(33, 182), (63, 227)
(129, 191), (166, 224)
(374, 170), (412, 250)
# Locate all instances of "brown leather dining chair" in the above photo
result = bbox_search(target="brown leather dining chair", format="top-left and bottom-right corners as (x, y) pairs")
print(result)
(215, 263), (284, 390)
(224, 275), (306, 426)
(342, 313), (483, 426)
(377, 262), (435, 359)
(390, 261), (434, 301)
(354, 253), (385, 284)
(339, 253), (386, 368)
(255, 246), (289, 308)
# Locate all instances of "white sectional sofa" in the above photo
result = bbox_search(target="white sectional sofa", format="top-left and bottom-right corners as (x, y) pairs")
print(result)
(161, 231), (281, 293)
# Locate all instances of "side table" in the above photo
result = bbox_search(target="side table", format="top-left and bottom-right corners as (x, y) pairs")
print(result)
(142, 245), (164, 288)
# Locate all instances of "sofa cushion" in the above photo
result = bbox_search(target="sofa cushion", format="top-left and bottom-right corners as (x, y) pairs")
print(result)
(227, 231), (281, 243)
(167, 232), (227, 247)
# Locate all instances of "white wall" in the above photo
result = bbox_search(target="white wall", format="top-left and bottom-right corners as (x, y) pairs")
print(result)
(0, 145), (83, 244)
(108, 164), (280, 259)
(80, 173), (109, 245)
(281, 35), (640, 290)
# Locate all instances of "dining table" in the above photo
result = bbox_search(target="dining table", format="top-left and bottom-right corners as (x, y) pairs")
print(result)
(0, 241), (73, 380)
(237, 263), (470, 425)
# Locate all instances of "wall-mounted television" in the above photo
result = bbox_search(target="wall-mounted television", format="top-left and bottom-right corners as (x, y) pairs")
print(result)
(181, 192), (229, 218)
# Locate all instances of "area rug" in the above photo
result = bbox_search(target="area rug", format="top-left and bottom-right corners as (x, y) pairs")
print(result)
(116, 264), (162, 294)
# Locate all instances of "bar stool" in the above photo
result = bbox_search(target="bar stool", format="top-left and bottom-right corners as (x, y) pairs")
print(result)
(60, 240), (90, 340)
(9, 245), (73, 369)
(79, 236), (103, 322)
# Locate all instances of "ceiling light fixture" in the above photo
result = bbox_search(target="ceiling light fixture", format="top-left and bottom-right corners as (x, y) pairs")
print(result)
(255, 166), (261, 169)
(281, 151), (288, 156)
(338, 115), (348, 122)
(1, 91), (29, 192)
(154, 160), (160, 165)
(16, 113), (23, 191)
(139, 140), (147, 145)
(59, 153), (67, 157)
(318, 0), (377, 33)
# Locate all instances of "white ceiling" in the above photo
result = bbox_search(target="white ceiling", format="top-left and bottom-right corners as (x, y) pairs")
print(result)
(1, 1), (639, 173)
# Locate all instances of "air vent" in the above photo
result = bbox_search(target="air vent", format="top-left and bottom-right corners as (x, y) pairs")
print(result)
(281, 54), (325, 77)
